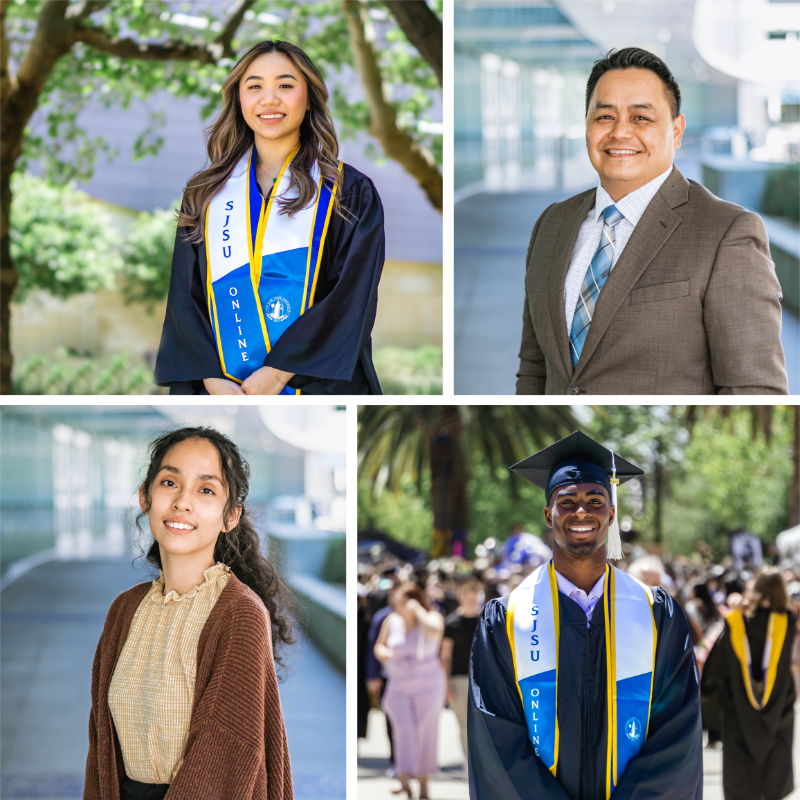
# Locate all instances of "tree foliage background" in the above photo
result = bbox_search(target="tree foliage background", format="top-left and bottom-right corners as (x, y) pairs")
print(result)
(358, 405), (799, 560)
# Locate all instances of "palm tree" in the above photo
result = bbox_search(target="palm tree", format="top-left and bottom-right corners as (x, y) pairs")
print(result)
(358, 405), (580, 556)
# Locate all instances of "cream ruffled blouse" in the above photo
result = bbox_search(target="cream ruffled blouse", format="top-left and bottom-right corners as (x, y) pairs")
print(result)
(108, 562), (232, 784)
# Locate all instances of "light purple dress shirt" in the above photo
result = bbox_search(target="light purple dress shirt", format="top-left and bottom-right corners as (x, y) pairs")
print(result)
(555, 569), (606, 628)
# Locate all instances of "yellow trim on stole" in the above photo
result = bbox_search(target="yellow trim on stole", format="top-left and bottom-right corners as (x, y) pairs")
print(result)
(603, 564), (616, 799)
(547, 561), (560, 777)
(507, 563), (560, 776)
(205, 142), (344, 397)
(506, 591), (525, 706)
(300, 161), (344, 314)
(250, 144), (298, 355)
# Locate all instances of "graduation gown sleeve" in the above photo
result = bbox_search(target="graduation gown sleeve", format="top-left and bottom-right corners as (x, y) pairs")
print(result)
(468, 588), (703, 800)
(153, 201), (225, 392)
(264, 171), (385, 394)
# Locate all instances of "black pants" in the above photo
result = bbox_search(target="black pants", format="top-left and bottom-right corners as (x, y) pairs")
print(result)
(120, 775), (170, 800)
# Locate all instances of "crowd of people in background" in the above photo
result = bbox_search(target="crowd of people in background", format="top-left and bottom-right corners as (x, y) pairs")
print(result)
(357, 525), (800, 798)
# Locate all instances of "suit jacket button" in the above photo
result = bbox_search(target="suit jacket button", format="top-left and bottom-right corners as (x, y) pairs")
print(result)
(568, 387), (579, 396)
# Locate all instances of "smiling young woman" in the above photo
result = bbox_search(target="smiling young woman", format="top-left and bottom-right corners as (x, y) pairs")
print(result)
(154, 40), (385, 395)
(82, 427), (295, 800)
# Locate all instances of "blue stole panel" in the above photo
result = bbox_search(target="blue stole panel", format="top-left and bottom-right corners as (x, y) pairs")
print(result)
(205, 142), (342, 394)
(508, 561), (656, 798)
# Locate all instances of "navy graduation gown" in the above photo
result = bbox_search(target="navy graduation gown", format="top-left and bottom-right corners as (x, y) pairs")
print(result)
(468, 587), (703, 800)
(701, 608), (795, 800)
(154, 163), (384, 394)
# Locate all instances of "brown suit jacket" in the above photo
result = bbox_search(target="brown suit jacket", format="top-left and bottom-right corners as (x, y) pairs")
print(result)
(516, 165), (788, 394)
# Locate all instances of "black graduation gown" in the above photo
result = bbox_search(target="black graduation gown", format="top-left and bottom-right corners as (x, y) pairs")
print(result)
(468, 587), (703, 800)
(701, 608), (796, 800)
(154, 163), (384, 394)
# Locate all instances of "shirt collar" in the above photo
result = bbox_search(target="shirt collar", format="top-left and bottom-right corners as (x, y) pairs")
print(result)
(554, 568), (606, 602)
(593, 164), (674, 226)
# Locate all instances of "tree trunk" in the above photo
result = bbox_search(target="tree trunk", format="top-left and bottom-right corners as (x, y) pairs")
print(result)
(382, 0), (442, 87)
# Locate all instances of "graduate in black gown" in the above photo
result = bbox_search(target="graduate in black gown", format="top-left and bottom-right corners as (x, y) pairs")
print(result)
(155, 40), (384, 396)
(468, 433), (703, 800)
(156, 168), (383, 395)
(701, 567), (796, 800)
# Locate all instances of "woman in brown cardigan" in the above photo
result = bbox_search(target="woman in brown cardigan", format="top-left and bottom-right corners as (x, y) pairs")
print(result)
(83, 427), (295, 800)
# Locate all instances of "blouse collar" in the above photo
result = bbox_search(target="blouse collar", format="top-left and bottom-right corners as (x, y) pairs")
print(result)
(150, 562), (231, 606)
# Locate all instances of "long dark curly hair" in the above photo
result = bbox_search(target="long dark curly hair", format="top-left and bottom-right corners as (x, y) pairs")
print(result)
(135, 426), (296, 672)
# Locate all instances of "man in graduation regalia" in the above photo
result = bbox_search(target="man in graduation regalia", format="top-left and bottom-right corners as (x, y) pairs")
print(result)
(468, 432), (703, 800)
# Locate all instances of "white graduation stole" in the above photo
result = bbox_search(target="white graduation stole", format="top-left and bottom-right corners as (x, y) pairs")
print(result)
(726, 607), (787, 710)
(507, 562), (657, 798)
(204, 142), (342, 394)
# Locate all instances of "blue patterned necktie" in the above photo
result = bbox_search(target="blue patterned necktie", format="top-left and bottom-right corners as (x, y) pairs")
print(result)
(569, 204), (624, 367)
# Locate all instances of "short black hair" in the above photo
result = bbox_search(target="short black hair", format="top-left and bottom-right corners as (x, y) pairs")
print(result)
(585, 47), (681, 119)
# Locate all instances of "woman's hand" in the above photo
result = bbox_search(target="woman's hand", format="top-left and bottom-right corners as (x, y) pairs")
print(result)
(406, 598), (423, 615)
(203, 378), (245, 395)
(241, 366), (295, 395)
(374, 642), (394, 665)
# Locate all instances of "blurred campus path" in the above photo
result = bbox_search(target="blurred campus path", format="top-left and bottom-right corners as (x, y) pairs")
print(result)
(356, 706), (800, 799)
(358, 708), (468, 800)
(455, 173), (800, 396)
(0, 558), (344, 800)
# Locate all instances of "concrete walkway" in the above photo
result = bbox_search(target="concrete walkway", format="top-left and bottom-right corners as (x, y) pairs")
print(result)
(358, 708), (468, 800)
(360, 707), (800, 799)
(455, 186), (800, 396)
(0, 557), (344, 799)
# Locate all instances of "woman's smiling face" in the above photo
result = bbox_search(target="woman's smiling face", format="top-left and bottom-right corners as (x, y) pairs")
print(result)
(238, 51), (309, 146)
(140, 437), (240, 560)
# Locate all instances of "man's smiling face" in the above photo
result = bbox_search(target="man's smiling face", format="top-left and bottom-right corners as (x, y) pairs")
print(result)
(585, 67), (685, 200)
(544, 482), (615, 559)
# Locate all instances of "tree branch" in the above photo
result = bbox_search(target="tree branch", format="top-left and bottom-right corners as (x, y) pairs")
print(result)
(382, 0), (442, 87)
(73, 0), (257, 63)
(342, 0), (442, 213)
(73, 26), (218, 63)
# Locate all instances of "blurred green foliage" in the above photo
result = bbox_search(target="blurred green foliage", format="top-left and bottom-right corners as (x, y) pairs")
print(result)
(9, 172), (123, 300)
(13, 349), (164, 395)
(7, 0), (442, 189)
(320, 536), (347, 585)
(359, 405), (797, 559)
(10, 171), (178, 305)
(121, 200), (183, 306)
(373, 345), (442, 394)
(762, 165), (800, 222)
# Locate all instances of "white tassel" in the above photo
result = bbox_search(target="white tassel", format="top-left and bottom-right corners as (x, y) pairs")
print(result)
(607, 452), (623, 561)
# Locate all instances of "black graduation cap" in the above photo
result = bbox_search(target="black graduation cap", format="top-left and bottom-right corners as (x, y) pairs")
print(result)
(509, 432), (644, 560)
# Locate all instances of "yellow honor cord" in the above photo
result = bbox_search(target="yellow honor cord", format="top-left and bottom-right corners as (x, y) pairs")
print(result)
(547, 561), (561, 776)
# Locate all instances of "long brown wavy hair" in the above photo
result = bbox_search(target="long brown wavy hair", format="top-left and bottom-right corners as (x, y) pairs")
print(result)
(177, 40), (343, 244)
(742, 566), (789, 618)
(134, 426), (296, 675)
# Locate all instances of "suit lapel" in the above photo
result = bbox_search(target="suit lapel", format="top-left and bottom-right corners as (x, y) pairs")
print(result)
(572, 166), (689, 382)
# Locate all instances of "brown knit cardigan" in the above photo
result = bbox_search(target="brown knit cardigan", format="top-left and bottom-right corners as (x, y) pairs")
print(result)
(83, 573), (293, 800)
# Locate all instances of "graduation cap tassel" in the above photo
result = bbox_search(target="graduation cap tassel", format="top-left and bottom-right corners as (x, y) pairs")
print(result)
(607, 451), (623, 561)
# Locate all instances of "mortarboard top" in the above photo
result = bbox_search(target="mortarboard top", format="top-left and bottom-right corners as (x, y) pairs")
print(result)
(509, 432), (643, 562)
(509, 431), (643, 495)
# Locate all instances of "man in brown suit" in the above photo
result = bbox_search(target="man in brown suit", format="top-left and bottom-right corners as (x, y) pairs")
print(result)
(517, 48), (788, 395)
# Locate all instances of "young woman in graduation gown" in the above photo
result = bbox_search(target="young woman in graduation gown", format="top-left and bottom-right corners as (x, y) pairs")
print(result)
(154, 40), (384, 395)
(701, 567), (796, 800)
